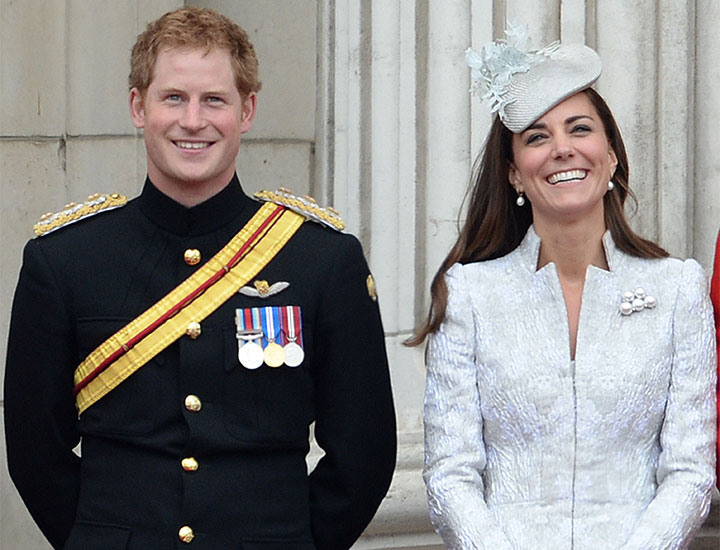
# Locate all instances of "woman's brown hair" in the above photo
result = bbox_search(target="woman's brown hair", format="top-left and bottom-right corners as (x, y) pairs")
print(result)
(407, 88), (667, 346)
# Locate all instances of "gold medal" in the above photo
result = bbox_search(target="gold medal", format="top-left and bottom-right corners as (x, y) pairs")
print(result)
(263, 341), (285, 367)
(260, 306), (285, 367)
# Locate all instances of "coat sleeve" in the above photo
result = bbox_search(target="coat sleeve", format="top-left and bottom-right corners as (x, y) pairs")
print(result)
(423, 264), (516, 550)
(620, 259), (717, 550)
(4, 239), (81, 549)
(710, 229), (720, 489)
(308, 234), (397, 550)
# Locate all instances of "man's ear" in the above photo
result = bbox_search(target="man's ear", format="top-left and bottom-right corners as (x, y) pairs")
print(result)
(129, 87), (145, 129)
(240, 92), (257, 133)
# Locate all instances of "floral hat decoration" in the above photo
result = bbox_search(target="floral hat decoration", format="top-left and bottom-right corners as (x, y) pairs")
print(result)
(466, 22), (602, 133)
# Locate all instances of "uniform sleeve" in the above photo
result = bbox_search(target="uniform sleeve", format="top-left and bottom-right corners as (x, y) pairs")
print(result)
(423, 264), (516, 550)
(4, 239), (81, 549)
(620, 259), (717, 550)
(710, 230), (720, 489)
(308, 235), (397, 550)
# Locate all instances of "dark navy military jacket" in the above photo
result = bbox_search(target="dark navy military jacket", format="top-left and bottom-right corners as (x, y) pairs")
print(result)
(4, 176), (396, 550)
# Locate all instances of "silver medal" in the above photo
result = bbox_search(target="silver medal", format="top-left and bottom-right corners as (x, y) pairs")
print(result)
(283, 341), (304, 367)
(282, 305), (304, 367)
(235, 306), (265, 370)
(238, 340), (264, 369)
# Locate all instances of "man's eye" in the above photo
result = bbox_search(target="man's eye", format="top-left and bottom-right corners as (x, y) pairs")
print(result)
(166, 94), (181, 101)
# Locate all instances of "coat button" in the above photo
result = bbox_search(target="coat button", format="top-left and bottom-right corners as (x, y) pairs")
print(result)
(184, 249), (201, 266)
(182, 457), (199, 472)
(184, 395), (202, 412)
(178, 525), (195, 543)
(185, 322), (201, 339)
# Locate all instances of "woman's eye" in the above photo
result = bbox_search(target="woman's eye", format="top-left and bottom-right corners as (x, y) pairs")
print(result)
(572, 124), (591, 134)
(526, 133), (545, 144)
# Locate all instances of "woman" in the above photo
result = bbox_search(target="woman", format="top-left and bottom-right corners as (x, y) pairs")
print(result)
(415, 25), (716, 550)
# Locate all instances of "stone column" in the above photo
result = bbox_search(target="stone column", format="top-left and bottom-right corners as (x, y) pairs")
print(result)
(694, 0), (720, 266)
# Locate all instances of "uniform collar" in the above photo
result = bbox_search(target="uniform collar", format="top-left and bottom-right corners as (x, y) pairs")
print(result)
(137, 174), (256, 236)
(515, 224), (622, 274)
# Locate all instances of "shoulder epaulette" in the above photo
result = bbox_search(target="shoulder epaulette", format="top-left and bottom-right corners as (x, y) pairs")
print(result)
(34, 193), (128, 237)
(254, 188), (345, 231)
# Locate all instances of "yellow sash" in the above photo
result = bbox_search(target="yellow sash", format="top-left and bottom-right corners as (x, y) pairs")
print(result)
(73, 203), (304, 414)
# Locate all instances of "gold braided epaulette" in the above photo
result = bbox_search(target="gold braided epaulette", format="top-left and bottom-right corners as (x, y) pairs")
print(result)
(254, 188), (345, 231)
(34, 193), (128, 237)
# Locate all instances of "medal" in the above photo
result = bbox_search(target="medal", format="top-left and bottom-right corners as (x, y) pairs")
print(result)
(261, 306), (285, 368)
(282, 306), (304, 367)
(235, 309), (264, 369)
(283, 342), (304, 367)
(264, 342), (285, 367)
(238, 338), (264, 369)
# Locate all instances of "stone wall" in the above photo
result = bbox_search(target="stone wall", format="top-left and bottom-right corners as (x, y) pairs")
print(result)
(1, 1), (718, 548)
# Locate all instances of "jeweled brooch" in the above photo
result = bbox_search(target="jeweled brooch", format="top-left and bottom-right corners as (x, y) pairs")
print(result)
(619, 287), (657, 316)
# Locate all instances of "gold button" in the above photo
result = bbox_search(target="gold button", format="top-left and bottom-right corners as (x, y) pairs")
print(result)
(182, 457), (199, 472)
(178, 525), (194, 543)
(184, 395), (202, 412)
(186, 322), (201, 339)
(184, 249), (201, 266)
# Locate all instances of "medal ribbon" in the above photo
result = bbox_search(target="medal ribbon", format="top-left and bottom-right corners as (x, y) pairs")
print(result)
(285, 305), (303, 346)
(236, 308), (262, 339)
(279, 306), (303, 346)
(251, 307), (262, 345)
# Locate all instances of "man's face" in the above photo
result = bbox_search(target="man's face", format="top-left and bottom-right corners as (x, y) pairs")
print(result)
(129, 47), (256, 205)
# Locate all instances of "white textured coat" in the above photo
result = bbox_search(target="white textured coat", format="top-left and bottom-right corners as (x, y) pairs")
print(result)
(424, 227), (717, 550)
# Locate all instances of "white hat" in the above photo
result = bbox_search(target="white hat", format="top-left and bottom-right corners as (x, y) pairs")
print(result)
(466, 22), (602, 133)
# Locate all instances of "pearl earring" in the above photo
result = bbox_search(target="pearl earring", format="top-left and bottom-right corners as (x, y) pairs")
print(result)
(608, 180), (615, 191)
(515, 192), (525, 207)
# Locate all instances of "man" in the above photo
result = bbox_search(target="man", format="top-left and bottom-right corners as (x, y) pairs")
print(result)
(4, 7), (396, 550)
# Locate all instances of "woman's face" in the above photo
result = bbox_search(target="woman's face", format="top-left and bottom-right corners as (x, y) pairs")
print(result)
(508, 92), (618, 228)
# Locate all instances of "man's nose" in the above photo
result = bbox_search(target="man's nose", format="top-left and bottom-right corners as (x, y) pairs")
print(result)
(179, 100), (206, 131)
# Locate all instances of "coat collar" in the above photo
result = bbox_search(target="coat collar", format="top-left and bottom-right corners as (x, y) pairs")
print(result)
(137, 174), (256, 236)
(513, 224), (623, 275)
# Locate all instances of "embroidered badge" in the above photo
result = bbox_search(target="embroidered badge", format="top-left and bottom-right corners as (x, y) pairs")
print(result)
(238, 280), (290, 298)
(254, 188), (345, 231)
(34, 193), (128, 236)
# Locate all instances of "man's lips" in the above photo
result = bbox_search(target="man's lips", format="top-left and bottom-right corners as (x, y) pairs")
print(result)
(547, 169), (588, 185)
